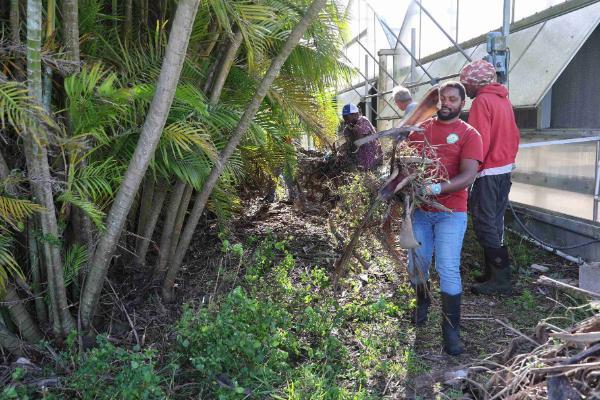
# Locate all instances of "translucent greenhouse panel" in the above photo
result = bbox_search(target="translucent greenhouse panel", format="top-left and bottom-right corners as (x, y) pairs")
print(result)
(513, 0), (569, 21)
(510, 140), (597, 221)
(458, 0), (503, 43)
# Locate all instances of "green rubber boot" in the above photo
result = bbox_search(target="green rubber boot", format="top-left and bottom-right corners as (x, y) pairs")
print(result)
(471, 246), (512, 295)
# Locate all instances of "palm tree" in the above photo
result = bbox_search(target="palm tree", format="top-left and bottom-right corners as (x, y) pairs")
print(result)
(162, 0), (330, 300)
(10, 0), (20, 45)
(62, 0), (81, 66)
(79, 0), (202, 329)
(23, 0), (75, 337)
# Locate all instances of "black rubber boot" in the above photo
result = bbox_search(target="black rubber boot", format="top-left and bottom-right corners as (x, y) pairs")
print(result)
(471, 246), (512, 295)
(411, 281), (431, 326)
(441, 292), (464, 356)
(473, 248), (493, 283)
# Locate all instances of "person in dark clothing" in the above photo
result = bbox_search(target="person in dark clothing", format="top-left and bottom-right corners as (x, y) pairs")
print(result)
(341, 103), (383, 170)
(460, 59), (520, 296)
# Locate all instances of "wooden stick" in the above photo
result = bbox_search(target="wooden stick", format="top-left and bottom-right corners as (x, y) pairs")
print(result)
(550, 332), (600, 344)
(531, 361), (600, 374)
(537, 275), (600, 300)
(494, 318), (540, 347)
(328, 218), (371, 270)
(332, 198), (379, 289)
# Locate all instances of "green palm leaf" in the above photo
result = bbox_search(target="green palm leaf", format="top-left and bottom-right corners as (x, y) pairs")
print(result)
(0, 235), (24, 294)
(58, 191), (106, 231)
(0, 194), (45, 230)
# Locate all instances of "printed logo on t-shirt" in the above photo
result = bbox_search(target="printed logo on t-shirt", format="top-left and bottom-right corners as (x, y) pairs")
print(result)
(446, 133), (459, 144)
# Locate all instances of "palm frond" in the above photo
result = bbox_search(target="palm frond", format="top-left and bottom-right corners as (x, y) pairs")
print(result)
(0, 235), (24, 295)
(0, 81), (56, 134)
(0, 194), (45, 230)
(63, 244), (87, 288)
(57, 192), (106, 231)
(72, 158), (123, 204)
(161, 121), (218, 161)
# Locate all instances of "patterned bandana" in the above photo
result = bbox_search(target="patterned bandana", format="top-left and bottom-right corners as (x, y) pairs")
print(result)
(459, 59), (497, 86)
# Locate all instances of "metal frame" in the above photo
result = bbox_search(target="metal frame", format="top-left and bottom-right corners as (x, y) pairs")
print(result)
(413, 1), (472, 62)
(518, 136), (600, 223)
(595, 140), (600, 221)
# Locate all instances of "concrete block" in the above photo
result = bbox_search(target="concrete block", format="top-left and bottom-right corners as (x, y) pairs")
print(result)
(579, 262), (600, 294)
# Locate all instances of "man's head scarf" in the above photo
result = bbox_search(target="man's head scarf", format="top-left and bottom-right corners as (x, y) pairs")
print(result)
(459, 59), (496, 86)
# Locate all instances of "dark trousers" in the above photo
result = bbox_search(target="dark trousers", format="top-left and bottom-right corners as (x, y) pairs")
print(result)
(468, 173), (512, 249)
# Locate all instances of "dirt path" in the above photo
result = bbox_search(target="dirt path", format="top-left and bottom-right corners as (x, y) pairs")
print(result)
(219, 198), (580, 398)
(112, 194), (580, 398)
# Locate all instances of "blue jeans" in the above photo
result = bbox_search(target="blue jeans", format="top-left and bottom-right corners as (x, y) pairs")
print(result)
(407, 210), (467, 295)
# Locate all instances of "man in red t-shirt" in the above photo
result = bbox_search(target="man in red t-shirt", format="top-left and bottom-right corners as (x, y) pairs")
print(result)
(460, 60), (520, 296)
(407, 82), (483, 356)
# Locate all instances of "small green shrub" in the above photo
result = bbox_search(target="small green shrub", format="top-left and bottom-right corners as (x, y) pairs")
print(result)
(175, 287), (300, 398)
(56, 336), (165, 400)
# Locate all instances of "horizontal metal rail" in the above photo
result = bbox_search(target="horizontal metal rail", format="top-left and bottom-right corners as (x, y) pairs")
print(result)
(519, 136), (600, 148)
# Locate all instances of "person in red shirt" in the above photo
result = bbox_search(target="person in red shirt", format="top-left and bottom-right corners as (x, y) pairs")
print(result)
(407, 82), (483, 356)
(460, 60), (520, 296)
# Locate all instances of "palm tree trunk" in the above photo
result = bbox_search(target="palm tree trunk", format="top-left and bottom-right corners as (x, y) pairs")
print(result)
(4, 285), (43, 343)
(123, 0), (133, 42)
(202, 38), (228, 94)
(0, 315), (25, 356)
(45, 0), (56, 40)
(28, 220), (48, 323)
(135, 179), (168, 264)
(0, 150), (10, 185)
(10, 0), (20, 45)
(25, 0), (75, 337)
(208, 28), (243, 105)
(135, 177), (155, 254)
(112, 0), (118, 31)
(62, 0), (80, 66)
(160, 27), (243, 286)
(139, 0), (148, 31)
(42, 0), (56, 111)
(162, 0), (328, 299)
(153, 179), (185, 279)
(62, 0), (93, 272)
(161, 183), (192, 300)
(198, 20), (220, 58)
(79, 0), (201, 330)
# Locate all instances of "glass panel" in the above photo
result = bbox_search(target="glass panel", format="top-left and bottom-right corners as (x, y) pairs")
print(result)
(510, 140), (597, 220)
(513, 0), (568, 21)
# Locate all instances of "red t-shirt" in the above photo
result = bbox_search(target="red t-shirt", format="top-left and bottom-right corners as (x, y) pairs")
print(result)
(408, 118), (483, 212)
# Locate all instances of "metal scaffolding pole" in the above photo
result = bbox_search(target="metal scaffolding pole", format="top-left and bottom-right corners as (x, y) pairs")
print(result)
(594, 140), (600, 222)
(378, 18), (436, 83)
(364, 54), (371, 121)
(355, 39), (398, 86)
(413, 1), (472, 62)
(340, 52), (403, 120)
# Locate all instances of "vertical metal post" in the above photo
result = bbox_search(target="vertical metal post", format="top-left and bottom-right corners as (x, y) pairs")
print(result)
(594, 140), (600, 222)
(455, 0), (459, 42)
(418, 0), (422, 58)
(511, 0), (516, 24)
(377, 51), (387, 131)
(364, 54), (371, 121)
(503, 0), (511, 39)
(410, 28), (417, 89)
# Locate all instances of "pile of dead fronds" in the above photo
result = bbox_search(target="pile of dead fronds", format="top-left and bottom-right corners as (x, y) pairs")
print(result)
(467, 309), (600, 399)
